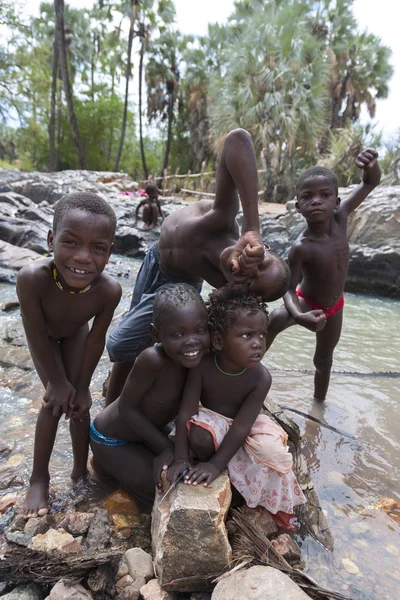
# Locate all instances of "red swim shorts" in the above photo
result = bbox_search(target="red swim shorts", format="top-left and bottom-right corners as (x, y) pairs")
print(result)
(296, 288), (344, 318)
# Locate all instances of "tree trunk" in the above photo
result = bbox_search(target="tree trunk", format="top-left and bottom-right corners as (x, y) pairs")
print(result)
(161, 81), (174, 175)
(114, 0), (137, 172)
(54, 0), (86, 169)
(138, 37), (148, 179)
(56, 62), (62, 170)
(48, 38), (58, 172)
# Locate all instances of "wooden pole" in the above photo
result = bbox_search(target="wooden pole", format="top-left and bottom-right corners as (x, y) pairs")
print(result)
(163, 168), (168, 196)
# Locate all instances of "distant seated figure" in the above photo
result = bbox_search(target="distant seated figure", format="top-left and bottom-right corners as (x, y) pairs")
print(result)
(135, 183), (164, 230)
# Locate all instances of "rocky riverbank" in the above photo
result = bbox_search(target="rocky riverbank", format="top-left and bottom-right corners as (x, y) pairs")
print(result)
(0, 167), (399, 296)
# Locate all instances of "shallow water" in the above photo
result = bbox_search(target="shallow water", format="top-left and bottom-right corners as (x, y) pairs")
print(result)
(0, 260), (399, 598)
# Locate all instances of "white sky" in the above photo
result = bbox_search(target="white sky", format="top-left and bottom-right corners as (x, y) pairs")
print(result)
(26, 0), (400, 140)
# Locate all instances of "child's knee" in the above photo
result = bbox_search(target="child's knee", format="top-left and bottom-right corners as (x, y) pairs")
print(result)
(314, 354), (333, 372)
(189, 425), (215, 461)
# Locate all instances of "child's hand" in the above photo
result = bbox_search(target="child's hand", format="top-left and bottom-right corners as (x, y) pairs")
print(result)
(230, 231), (264, 278)
(153, 447), (175, 491)
(167, 458), (192, 485)
(184, 462), (221, 487)
(43, 381), (76, 418)
(297, 310), (327, 332)
(355, 148), (378, 171)
(70, 389), (92, 421)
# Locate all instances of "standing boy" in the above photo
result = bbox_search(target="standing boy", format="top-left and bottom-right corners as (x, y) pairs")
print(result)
(265, 149), (380, 401)
(106, 128), (290, 405)
(17, 192), (122, 517)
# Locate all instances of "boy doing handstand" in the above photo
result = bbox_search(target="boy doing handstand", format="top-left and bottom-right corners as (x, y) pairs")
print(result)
(17, 192), (122, 517)
(169, 289), (306, 529)
(265, 149), (380, 401)
(135, 183), (163, 230)
(90, 284), (210, 504)
(106, 129), (290, 405)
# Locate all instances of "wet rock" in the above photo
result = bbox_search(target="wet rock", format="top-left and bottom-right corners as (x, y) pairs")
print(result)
(6, 531), (33, 547)
(115, 575), (135, 594)
(140, 579), (177, 600)
(0, 240), (42, 283)
(1, 301), (20, 312)
(0, 583), (43, 600)
(0, 493), (19, 512)
(84, 508), (112, 551)
(124, 547), (154, 588)
(28, 528), (82, 554)
(58, 510), (94, 536)
(116, 561), (130, 579)
(24, 514), (55, 536)
(0, 508), (15, 533)
(152, 471), (232, 592)
(211, 566), (312, 599)
(341, 558), (360, 575)
(102, 489), (140, 520)
(271, 533), (301, 563)
(10, 514), (27, 531)
(0, 438), (13, 456)
(0, 216), (49, 254)
(0, 345), (33, 370)
(240, 505), (278, 538)
(50, 581), (93, 600)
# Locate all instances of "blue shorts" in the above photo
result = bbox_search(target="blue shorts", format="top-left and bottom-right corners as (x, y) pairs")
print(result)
(106, 243), (202, 362)
(89, 421), (128, 447)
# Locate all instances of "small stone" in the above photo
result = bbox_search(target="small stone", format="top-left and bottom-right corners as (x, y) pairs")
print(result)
(211, 566), (311, 599)
(0, 453), (25, 471)
(28, 528), (82, 555)
(116, 561), (129, 579)
(11, 514), (27, 531)
(6, 531), (32, 547)
(349, 521), (370, 535)
(50, 581), (93, 600)
(0, 494), (18, 512)
(341, 558), (360, 575)
(140, 579), (177, 600)
(0, 583), (43, 600)
(0, 438), (13, 456)
(116, 586), (139, 600)
(102, 489), (140, 518)
(24, 515), (55, 536)
(58, 511), (94, 536)
(116, 576), (134, 594)
(385, 544), (399, 556)
(271, 534), (301, 563)
(124, 548), (154, 583)
(1, 301), (20, 312)
(84, 509), (111, 551)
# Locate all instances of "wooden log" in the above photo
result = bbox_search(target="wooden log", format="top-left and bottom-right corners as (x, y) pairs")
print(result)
(0, 546), (124, 585)
(180, 188), (215, 198)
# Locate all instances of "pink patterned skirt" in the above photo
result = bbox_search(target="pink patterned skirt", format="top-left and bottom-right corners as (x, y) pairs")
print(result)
(187, 407), (306, 514)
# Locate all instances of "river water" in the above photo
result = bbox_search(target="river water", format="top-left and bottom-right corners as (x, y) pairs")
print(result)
(0, 257), (399, 599)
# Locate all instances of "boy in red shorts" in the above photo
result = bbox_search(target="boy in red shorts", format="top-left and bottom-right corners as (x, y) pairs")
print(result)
(265, 149), (380, 402)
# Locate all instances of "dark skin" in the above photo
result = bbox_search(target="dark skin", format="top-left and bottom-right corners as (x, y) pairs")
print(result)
(16, 208), (122, 517)
(106, 129), (287, 404)
(168, 309), (271, 487)
(266, 148), (381, 402)
(135, 194), (163, 230)
(90, 302), (210, 505)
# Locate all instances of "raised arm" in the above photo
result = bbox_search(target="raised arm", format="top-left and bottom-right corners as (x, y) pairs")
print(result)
(339, 148), (380, 217)
(72, 281), (122, 418)
(186, 370), (271, 486)
(283, 242), (327, 332)
(16, 267), (73, 417)
(167, 367), (202, 484)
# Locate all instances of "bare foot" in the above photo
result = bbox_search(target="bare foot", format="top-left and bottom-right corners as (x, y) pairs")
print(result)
(22, 480), (49, 518)
(70, 465), (88, 482)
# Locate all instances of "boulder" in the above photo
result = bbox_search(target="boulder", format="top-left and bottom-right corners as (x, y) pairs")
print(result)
(124, 547), (154, 583)
(140, 579), (177, 600)
(211, 566), (312, 599)
(50, 581), (93, 600)
(0, 240), (42, 284)
(152, 472), (232, 592)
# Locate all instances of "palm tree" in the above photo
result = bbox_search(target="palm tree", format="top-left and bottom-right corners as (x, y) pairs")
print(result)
(208, 0), (329, 202)
(114, 0), (138, 172)
(54, 0), (86, 168)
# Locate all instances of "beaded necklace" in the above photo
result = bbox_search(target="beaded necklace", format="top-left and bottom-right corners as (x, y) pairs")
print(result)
(52, 263), (93, 295)
(214, 353), (247, 377)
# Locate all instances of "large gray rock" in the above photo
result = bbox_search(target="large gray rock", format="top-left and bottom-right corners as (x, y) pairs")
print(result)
(0, 240), (42, 283)
(152, 472), (232, 592)
(211, 566), (312, 599)
(0, 583), (43, 600)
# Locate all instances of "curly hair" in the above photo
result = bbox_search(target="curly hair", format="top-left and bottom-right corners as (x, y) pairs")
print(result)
(296, 166), (338, 196)
(207, 285), (269, 337)
(53, 192), (117, 236)
(153, 282), (206, 329)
